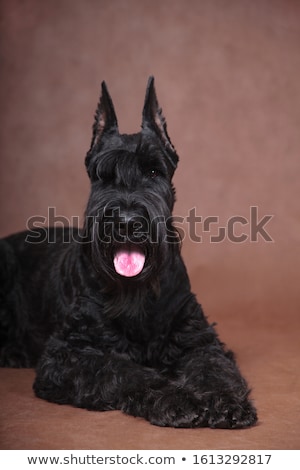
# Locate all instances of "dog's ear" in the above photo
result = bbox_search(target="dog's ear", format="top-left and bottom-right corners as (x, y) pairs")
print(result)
(142, 76), (178, 170)
(89, 81), (119, 151)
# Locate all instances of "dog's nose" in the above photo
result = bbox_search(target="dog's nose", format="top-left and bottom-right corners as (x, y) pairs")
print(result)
(114, 213), (148, 242)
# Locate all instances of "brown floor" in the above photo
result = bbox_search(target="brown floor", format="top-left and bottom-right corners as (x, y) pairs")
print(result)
(0, 320), (299, 450)
(0, 0), (300, 450)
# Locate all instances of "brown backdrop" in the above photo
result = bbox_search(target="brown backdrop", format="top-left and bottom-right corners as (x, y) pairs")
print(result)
(0, 0), (299, 450)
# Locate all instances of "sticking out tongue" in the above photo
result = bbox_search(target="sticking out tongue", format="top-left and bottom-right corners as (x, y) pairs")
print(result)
(113, 248), (145, 277)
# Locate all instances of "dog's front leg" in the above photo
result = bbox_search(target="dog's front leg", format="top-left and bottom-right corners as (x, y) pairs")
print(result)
(163, 298), (258, 429)
(33, 335), (169, 413)
(172, 345), (258, 429)
(33, 334), (207, 427)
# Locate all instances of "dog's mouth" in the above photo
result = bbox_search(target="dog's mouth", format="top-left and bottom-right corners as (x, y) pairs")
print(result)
(113, 245), (146, 278)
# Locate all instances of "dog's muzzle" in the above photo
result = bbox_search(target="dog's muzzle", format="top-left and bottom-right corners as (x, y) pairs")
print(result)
(102, 208), (150, 278)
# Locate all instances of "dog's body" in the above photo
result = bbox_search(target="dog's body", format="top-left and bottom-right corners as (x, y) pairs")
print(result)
(0, 78), (257, 428)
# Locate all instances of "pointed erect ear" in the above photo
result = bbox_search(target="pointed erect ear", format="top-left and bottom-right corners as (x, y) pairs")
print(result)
(142, 76), (178, 169)
(90, 81), (119, 150)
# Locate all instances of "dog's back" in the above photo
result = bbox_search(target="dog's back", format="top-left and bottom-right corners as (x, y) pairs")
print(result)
(0, 227), (79, 366)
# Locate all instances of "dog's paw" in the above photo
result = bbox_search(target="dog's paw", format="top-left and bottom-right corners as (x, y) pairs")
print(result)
(146, 388), (208, 428)
(208, 396), (258, 429)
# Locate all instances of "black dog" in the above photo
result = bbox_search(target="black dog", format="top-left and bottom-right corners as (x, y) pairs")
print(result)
(0, 77), (257, 428)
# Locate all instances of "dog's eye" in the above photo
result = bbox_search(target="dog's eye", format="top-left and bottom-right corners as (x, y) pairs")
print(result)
(147, 169), (159, 179)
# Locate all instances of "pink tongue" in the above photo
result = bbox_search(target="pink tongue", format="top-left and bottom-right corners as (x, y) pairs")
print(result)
(113, 249), (145, 277)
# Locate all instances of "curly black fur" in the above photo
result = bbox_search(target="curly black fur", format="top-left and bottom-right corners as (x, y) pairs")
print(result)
(0, 77), (257, 428)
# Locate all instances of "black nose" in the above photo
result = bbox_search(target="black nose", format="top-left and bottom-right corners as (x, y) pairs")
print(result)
(113, 212), (148, 243)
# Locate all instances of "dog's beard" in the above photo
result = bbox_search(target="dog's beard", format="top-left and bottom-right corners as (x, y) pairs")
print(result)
(86, 237), (163, 318)
(81, 181), (181, 318)
(83, 186), (178, 275)
(82, 207), (180, 318)
(86, 219), (172, 283)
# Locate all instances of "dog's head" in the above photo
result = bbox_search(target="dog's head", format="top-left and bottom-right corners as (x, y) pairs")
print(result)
(84, 77), (180, 283)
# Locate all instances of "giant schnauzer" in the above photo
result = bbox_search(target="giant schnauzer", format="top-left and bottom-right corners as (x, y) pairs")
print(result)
(0, 77), (257, 428)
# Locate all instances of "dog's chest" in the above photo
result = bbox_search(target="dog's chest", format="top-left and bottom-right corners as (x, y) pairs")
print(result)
(95, 315), (171, 367)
